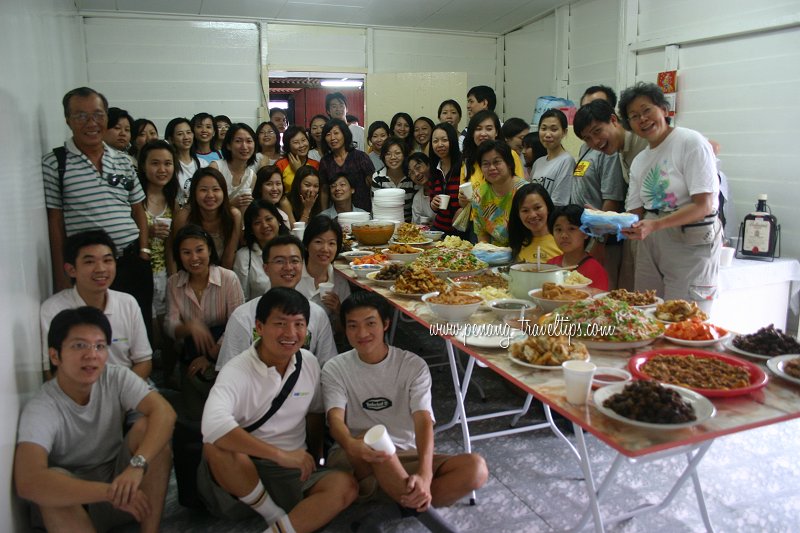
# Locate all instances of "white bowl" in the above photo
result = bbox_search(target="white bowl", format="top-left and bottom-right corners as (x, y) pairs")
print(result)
(487, 299), (537, 320)
(591, 367), (632, 389)
(422, 230), (444, 241)
(421, 291), (482, 322)
(382, 247), (423, 263)
(528, 288), (591, 313)
(349, 263), (383, 278)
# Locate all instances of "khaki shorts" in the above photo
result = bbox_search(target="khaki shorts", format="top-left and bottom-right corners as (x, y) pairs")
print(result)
(30, 435), (134, 533)
(327, 447), (451, 502)
(196, 454), (331, 521)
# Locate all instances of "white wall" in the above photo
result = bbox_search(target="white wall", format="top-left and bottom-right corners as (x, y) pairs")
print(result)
(567, 0), (619, 103)
(84, 18), (262, 134)
(0, 0), (87, 531)
(504, 14), (557, 123)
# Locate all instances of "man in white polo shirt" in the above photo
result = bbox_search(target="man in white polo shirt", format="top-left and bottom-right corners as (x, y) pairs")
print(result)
(217, 234), (336, 369)
(40, 230), (151, 381)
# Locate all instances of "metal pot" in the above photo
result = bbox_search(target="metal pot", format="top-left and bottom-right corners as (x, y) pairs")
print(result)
(508, 263), (566, 299)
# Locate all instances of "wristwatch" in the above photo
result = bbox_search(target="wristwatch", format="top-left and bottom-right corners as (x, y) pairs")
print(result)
(130, 454), (148, 473)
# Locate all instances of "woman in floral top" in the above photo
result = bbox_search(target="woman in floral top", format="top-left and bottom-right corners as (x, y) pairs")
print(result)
(470, 140), (525, 246)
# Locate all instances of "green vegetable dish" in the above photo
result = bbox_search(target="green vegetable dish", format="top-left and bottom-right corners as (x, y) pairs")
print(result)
(542, 298), (663, 342)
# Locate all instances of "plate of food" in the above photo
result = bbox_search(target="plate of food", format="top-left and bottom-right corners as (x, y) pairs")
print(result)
(340, 250), (375, 260)
(382, 244), (424, 263)
(766, 355), (800, 386)
(413, 248), (488, 275)
(390, 264), (447, 298)
(366, 265), (404, 287)
(664, 318), (729, 347)
(508, 335), (590, 369)
(628, 348), (768, 397)
(594, 289), (663, 310)
(389, 237), (433, 246)
(593, 381), (715, 430)
(723, 325), (800, 360)
(454, 330), (521, 350)
(654, 299), (709, 323)
(562, 270), (592, 288)
(529, 283), (591, 313)
(539, 298), (663, 349)
(390, 222), (431, 245)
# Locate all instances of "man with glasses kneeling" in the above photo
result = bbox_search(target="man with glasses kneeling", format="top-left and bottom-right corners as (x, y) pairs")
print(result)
(15, 307), (175, 533)
(216, 234), (337, 369)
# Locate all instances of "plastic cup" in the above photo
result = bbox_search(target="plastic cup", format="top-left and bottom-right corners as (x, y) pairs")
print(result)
(459, 182), (473, 199)
(363, 424), (396, 455)
(436, 194), (450, 210)
(293, 221), (306, 230)
(562, 360), (596, 405)
(720, 246), (735, 267)
(318, 282), (334, 297)
(154, 216), (171, 228)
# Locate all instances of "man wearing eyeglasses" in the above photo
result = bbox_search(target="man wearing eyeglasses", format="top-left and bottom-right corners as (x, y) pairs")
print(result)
(15, 306), (175, 533)
(42, 87), (153, 343)
(216, 234), (336, 369)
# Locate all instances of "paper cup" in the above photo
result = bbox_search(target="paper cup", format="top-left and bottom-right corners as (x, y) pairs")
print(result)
(154, 216), (172, 228)
(293, 221), (306, 230)
(363, 424), (396, 455)
(436, 194), (450, 210)
(720, 246), (735, 267)
(459, 182), (473, 199)
(562, 360), (596, 405)
(318, 282), (334, 297)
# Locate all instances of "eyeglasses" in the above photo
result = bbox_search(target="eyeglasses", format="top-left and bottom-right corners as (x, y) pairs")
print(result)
(627, 106), (656, 123)
(480, 158), (506, 170)
(67, 341), (109, 353)
(268, 257), (303, 267)
(70, 111), (107, 124)
(106, 173), (135, 191)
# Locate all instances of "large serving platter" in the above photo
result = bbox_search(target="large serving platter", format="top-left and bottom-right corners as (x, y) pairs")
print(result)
(593, 383), (715, 430)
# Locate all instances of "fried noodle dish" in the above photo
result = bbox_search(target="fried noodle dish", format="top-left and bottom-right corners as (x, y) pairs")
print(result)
(641, 354), (750, 390)
(510, 335), (589, 366)
(394, 265), (447, 294)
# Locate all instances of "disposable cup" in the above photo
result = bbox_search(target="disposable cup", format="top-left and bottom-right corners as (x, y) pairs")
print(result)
(318, 282), (334, 297)
(562, 360), (596, 405)
(155, 216), (172, 228)
(459, 182), (473, 199)
(363, 424), (396, 455)
(436, 194), (450, 210)
(293, 228), (305, 241)
(293, 221), (306, 230)
(720, 246), (735, 267)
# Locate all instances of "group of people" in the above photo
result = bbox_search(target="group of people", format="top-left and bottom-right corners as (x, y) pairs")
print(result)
(17, 75), (724, 531)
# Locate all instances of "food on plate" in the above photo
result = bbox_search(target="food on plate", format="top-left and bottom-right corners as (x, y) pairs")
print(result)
(602, 381), (696, 424)
(541, 282), (590, 301)
(435, 235), (473, 250)
(542, 298), (663, 342)
(785, 358), (800, 379)
(341, 236), (355, 252)
(640, 354), (750, 390)
(733, 324), (800, 356)
(472, 242), (510, 252)
(453, 272), (509, 290)
(427, 287), (482, 305)
(352, 253), (388, 265)
(478, 286), (512, 302)
(394, 265), (447, 294)
(413, 248), (487, 272)
(393, 222), (424, 243)
(605, 288), (658, 306)
(375, 263), (406, 281)
(655, 300), (708, 322)
(509, 335), (588, 366)
(387, 244), (422, 254)
(665, 318), (727, 341)
(564, 271), (592, 286)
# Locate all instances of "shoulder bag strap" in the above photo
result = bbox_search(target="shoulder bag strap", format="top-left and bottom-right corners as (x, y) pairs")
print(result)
(53, 146), (67, 194)
(243, 351), (303, 433)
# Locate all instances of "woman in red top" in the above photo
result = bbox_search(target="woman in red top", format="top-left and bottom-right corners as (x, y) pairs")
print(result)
(546, 204), (609, 290)
(428, 122), (463, 233)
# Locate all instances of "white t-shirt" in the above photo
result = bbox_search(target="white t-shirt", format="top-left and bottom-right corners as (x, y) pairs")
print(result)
(530, 151), (576, 206)
(412, 188), (435, 224)
(40, 288), (152, 372)
(626, 127), (719, 213)
(202, 343), (323, 450)
(216, 296), (337, 370)
(233, 244), (271, 301)
(321, 346), (434, 451)
(17, 365), (150, 475)
(349, 124), (365, 152)
(177, 157), (209, 206)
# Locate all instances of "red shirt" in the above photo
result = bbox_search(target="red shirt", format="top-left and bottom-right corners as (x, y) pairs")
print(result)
(547, 254), (609, 290)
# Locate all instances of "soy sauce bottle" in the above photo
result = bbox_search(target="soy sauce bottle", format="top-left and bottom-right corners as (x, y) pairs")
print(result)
(739, 194), (779, 259)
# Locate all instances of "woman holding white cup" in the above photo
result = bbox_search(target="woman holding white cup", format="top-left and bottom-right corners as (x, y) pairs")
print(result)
(210, 123), (257, 212)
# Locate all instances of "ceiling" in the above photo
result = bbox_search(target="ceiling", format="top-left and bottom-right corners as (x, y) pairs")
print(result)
(74, 0), (565, 35)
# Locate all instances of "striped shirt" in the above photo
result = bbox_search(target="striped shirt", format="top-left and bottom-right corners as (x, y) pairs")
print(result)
(43, 139), (145, 251)
(165, 265), (244, 339)
(371, 169), (417, 222)
(429, 164), (461, 233)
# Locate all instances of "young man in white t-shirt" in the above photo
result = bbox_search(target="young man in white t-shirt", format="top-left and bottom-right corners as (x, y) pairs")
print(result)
(15, 307), (175, 533)
(322, 292), (488, 522)
(40, 229), (152, 381)
(198, 287), (357, 533)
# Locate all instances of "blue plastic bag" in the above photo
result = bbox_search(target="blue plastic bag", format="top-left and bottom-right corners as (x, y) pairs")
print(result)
(580, 210), (639, 240)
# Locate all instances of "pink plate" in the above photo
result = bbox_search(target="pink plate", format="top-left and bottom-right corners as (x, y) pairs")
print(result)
(628, 348), (768, 398)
